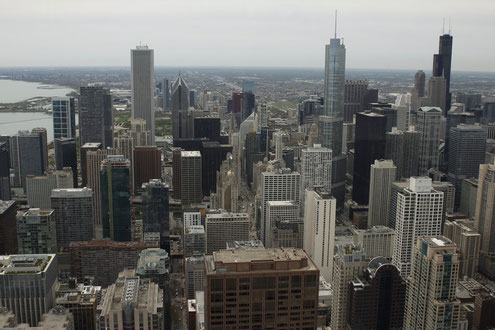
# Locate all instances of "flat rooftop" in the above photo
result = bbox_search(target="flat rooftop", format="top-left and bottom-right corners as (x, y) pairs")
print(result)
(207, 248), (317, 274)
(0, 200), (15, 213)
(181, 150), (201, 157)
(423, 236), (454, 247)
(0, 254), (55, 274)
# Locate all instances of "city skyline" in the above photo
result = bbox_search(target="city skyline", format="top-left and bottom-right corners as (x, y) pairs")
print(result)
(1, 0), (494, 71)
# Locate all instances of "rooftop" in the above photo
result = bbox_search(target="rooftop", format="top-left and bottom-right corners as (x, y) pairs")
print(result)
(81, 142), (102, 148)
(419, 106), (442, 113)
(0, 200), (15, 213)
(422, 236), (454, 247)
(51, 187), (93, 198)
(181, 150), (201, 157)
(69, 239), (158, 249)
(0, 254), (55, 275)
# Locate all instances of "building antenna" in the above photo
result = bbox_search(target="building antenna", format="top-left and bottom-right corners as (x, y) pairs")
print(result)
(442, 17), (445, 34)
(449, 16), (452, 34)
(334, 10), (338, 38)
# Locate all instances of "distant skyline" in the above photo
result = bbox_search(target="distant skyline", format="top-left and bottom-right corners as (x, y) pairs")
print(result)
(1, 0), (494, 72)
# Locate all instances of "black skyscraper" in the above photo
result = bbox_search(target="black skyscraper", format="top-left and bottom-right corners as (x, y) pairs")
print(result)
(55, 138), (78, 187)
(0, 142), (10, 200)
(433, 34), (453, 114)
(352, 112), (387, 205)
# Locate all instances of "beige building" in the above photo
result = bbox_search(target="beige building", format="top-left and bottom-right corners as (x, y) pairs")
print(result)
(205, 248), (319, 329)
(26, 168), (73, 209)
(351, 225), (395, 259)
(205, 212), (249, 254)
(368, 159), (396, 228)
(444, 219), (481, 278)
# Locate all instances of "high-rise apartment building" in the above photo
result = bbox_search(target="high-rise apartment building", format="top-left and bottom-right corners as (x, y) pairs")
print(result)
(0, 141), (10, 200)
(17, 208), (57, 254)
(351, 225), (395, 259)
(432, 33), (453, 113)
(31, 127), (48, 171)
(131, 45), (155, 145)
(428, 76), (448, 114)
(79, 86), (113, 149)
(300, 145), (332, 207)
(184, 225), (206, 257)
(0, 254), (58, 326)
(266, 201), (299, 224)
(180, 151), (202, 205)
(100, 155), (131, 242)
(318, 34), (346, 208)
(260, 168), (300, 247)
(141, 179), (170, 252)
(344, 80), (368, 122)
(86, 148), (118, 234)
(448, 125), (487, 209)
(134, 146), (161, 190)
(352, 112), (387, 204)
(475, 162), (495, 278)
(331, 244), (368, 330)
(205, 248), (319, 329)
(80, 142), (102, 187)
(10, 130), (46, 188)
(368, 159), (396, 227)
(417, 107), (442, 175)
(385, 129), (420, 179)
(51, 188), (94, 249)
(0, 200), (17, 255)
(444, 218), (481, 278)
(303, 188), (336, 282)
(205, 212), (250, 254)
(55, 138), (78, 187)
(26, 168), (73, 209)
(185, 256), (205, 299)
(348, 258), (406, 329)
(69, 239), (158, 287)
(404, 236), (461, 329)
(96, 269), (164, 330)
(392, 177), (444, 276)
(52, 97), (76, 139)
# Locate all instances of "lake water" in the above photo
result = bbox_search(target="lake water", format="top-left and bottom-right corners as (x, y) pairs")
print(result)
(0, 112), (78, 143)
(0, 79), (74, 103)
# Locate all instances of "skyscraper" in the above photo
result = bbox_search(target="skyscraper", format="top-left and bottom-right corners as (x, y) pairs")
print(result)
(180, 151), (202, 205)
(79, 86), (114, 149)
(204, 248), (319, 329)
(162, 78), (171, 110)
(344, 80), (368, 122)
(300, 145), (332, 207)
(352, 111), (387, 205)
(134, 146), (161, 190)
(368, 159), (396, 228)
(55, 137), (78, 187)
(0, 201), (17, 255)
(205, 212), (250, 254)
(171, 74), (190, 140)
(348, 258), (406, 329)
(131, 45), (155, 145)
(444, 218), (481, 278)
(260, 168), (300, 247)
(432, 33), (453, 114)
(0, 254), (58, 326)
(428, 76), (447, 112)
(385, 129), (420, 179)
(331, 244), (368, 330)
(318, 34), (346, 208)
(417, 106), (442, 175)
(448, 125), (487, 209)
(25, 168), (73, 209)
(404, 236), (461, 329)
(0, 141), (10, 200)
(52, 97), (76, 139)
(413, 70), (426, 98)
(10, 130), (46, 189)
(141, 179), (170, 253)
(392, 177), (444, 276)
(17, 208), (57, 254)
(303, 188), (336, 282)
(475, 162), (495, 278)
(51, 188), (94, 249)
(100, 155), (131, 242)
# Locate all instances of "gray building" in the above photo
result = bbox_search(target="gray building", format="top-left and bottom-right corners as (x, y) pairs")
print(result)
(417, 107), (442, 175)
(447, 125), (487, 209)
(444, 219), (480, 278)
(184, 225), (206, 257)
(26, 168), (73, 209)
(185, 256), (205, 299)
(10, 130), (46, 189)
(55, 138), (78, 187)
(368, 159), (396, 228)
(0, 141), (10, 200)
(180, 151), (202, 205)
(460, 178), (478, 219)
(171, 74), (190, 140)
(131, 46), (155, 145)
(0, 254), (58, 326)
(385, 129), (420, 179)
(205, 212), (249, 254)
(79, 86), (113, 150)
(52, 97), (76, 139)
(17, 208), (57, 254)
(51, 188), (94, 249)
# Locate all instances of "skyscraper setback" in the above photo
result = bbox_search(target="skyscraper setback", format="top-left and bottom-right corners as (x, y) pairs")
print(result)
(131, 45), (155, 145)
(432, 33), (453, 114)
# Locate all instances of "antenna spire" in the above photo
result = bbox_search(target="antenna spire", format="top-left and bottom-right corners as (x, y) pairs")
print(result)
(334, 10), (338, 38)
(442, 17), (445, 34)
(449, 17), (452, 34)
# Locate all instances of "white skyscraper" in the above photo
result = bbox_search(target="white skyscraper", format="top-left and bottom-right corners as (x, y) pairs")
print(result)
(131, 46), (155, 145)
(303, 188), (336, 282)
(273, 130), (288, 161)
(368, 159), (396, 228)
(392, 177), (444, 276)
(260, 168), (300, 247)
(300, 145), (332, 204)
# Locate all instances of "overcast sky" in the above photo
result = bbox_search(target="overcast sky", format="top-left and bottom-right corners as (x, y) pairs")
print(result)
(1, 0), (494, 71)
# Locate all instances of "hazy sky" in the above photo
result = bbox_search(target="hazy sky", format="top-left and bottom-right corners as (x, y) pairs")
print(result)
(1, 0), (494, 71)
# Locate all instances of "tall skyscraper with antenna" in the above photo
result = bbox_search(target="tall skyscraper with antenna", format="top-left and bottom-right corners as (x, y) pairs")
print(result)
(318, 12), (346, 208)
(432, 21), (453, 114)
